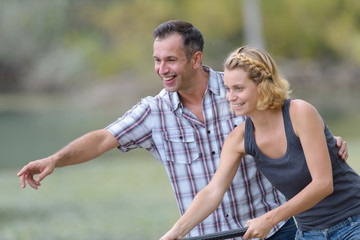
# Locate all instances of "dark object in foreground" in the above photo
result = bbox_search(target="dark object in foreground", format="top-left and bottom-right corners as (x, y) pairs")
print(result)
(182, 227), (248, 240)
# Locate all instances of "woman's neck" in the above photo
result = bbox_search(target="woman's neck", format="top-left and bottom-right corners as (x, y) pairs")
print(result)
(248, 108), (282, 131)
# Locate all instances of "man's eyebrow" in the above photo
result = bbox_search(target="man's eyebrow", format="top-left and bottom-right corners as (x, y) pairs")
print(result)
(153, 55), (178, 59)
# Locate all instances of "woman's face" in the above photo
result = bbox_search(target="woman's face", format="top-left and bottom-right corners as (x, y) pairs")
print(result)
(224, 68), (259, 116)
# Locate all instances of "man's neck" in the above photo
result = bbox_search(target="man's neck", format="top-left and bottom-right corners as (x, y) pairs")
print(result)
(178, 66), (209, 122)
(179, 66), (209, 104)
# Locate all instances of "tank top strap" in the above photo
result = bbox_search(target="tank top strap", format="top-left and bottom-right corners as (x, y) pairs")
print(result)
(282, 99), (299, 144)
(244, 116), (256, 156)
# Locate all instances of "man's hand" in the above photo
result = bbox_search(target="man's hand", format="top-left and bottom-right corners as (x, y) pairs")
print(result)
(334, 136), (348, 161)
(17, 157), (56, 190)
(17, 129), (120, 190)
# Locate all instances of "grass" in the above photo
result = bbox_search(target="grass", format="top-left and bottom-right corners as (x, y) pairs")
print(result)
(347, 139), (360, 170)
(1, 94), (359, 240)
(1, 151), (180, 240)
(3, 142), (360, 240)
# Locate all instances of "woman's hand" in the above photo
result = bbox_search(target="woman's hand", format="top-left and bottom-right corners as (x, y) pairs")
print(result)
(159, 228), (183, 240)
(242, 215), (274, 240)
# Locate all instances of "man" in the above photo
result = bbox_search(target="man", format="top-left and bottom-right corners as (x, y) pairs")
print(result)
(18, 20), (348, 239)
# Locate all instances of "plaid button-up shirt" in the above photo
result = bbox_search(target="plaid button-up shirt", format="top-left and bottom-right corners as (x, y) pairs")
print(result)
(106, 66), (287, 239)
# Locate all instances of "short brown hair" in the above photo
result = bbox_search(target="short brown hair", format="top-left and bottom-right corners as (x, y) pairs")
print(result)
(153, 20), (204, 61)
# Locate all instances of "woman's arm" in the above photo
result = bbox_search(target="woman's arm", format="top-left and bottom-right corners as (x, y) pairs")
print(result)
(160, 125), (247, 240)
(243, 100), (334, 239)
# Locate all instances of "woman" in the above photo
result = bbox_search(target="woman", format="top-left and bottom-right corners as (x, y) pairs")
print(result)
(160, 46), (360, 240)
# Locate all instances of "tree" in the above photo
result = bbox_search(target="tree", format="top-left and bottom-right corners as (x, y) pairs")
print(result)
(242, 0), (265, 50)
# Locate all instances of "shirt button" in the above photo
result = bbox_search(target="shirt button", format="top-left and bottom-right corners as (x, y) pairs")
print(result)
(225, 213), (229, 217)
(207, 130), (211, 134)
(212, 151), (216, 155)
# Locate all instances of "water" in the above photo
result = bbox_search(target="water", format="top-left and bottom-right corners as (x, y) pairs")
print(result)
(0, 109), (117, 168)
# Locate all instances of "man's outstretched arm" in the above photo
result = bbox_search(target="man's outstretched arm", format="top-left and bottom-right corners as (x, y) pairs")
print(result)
(17, 129), (119, 189)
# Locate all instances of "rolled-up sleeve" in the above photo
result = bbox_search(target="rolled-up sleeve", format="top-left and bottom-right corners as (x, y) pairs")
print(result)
(105, 99), (153, 152)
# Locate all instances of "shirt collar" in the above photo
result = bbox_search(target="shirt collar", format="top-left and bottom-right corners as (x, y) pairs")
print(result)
(206, 66), (222, 96)
(167, 66), (222, 112)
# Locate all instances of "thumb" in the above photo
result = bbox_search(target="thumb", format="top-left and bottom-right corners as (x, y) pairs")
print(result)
(35, 167), (53, 183)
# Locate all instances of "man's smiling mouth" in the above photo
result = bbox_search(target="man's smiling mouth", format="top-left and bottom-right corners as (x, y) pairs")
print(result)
(163, 76), (176, 81)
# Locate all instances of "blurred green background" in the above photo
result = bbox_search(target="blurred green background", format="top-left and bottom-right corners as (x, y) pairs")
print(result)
(1, 0), (359, 239)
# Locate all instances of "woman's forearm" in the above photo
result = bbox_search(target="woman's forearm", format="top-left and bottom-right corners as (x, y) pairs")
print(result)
(268, 178), (333, 227)
(169, 186), (225, 238)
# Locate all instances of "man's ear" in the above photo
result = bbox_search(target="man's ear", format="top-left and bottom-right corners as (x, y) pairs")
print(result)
(191, 51), (203, 69)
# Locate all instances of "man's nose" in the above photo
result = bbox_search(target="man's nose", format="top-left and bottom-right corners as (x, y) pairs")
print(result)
(158, 62), (169, 75)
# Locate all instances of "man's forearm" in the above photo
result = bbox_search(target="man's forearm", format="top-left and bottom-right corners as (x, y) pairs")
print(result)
(53, 129), (119, 168)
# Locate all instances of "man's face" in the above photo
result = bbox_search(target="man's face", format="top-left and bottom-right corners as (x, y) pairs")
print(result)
(153, 33), (194, 93)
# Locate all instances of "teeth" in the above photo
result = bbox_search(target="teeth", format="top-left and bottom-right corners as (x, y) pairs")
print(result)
(233, 103), (243, 107)
(163, 76), (175, 81)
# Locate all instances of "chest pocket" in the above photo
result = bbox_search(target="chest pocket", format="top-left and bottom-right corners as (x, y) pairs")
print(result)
(162, 128), (200, 164)
(220, 116), (245, 139)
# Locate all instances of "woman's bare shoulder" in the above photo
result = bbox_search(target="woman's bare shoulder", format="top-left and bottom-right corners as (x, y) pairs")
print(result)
(224, 121), (246, 154)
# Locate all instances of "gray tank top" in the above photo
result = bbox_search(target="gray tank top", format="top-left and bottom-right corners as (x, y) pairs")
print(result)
(244, 99), (360, 231)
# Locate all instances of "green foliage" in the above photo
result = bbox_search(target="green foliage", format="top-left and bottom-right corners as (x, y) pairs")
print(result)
(64, 0), (245, 76)
(262, 0), (360, 63)
(0, 0), (359, 91)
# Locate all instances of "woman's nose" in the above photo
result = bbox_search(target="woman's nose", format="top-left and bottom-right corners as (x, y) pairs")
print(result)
(227, 90), (236, 101)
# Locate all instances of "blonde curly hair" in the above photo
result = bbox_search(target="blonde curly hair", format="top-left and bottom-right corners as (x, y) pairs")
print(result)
(224, 46), (291, 110)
